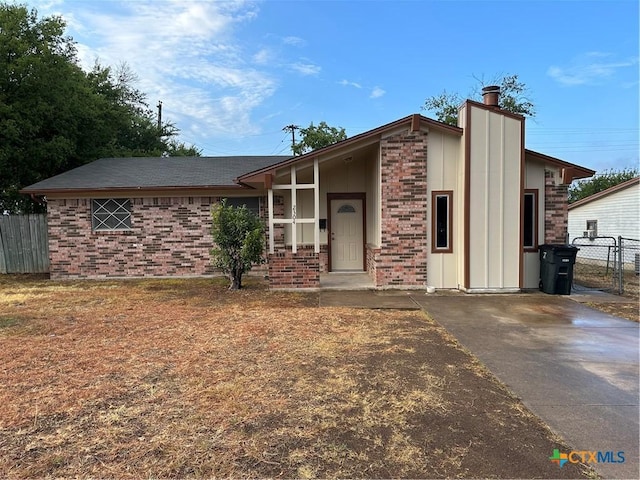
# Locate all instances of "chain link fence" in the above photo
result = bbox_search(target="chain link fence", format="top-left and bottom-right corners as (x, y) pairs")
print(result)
(618, 237), (639, 296)
(571, 235), (639, 296)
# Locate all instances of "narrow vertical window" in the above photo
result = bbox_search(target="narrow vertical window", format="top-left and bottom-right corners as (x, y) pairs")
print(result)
(431, 191), (453, 253)
(523, 190), (538, 251)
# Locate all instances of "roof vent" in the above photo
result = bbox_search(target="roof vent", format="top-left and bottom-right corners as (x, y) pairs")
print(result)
(482, 85), (501, 108)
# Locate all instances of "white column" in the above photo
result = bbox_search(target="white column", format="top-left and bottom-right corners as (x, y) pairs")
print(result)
(314, 158), (320, 253)
(291, 165), (297, 254)
(268, 188), (274, 254)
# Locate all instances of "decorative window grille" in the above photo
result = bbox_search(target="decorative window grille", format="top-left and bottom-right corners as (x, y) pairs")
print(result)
(91, 199), (132, 231)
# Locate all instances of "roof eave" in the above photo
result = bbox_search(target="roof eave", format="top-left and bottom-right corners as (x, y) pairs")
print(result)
(19, 184), (251, 196)
(237, 114), (463, 183)
(525, 149), (595, 183)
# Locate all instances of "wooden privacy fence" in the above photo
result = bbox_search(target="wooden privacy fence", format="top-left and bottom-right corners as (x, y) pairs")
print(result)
(0, 214), (49, 274)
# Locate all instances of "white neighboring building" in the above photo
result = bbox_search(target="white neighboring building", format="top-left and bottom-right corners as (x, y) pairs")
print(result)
(568, 177), (640, 264)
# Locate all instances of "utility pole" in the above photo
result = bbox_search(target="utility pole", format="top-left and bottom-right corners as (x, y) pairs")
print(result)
(157, 101), (162, 131)
(283, 124), (299, 154)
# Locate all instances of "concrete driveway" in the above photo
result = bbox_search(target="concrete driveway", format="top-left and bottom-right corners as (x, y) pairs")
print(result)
(320, 290), (639, 479)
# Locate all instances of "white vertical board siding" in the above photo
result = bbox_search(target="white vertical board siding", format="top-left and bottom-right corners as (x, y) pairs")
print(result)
(426, 131), (460, 288)
(456, 107), (467, 287)
(522, 160), (546, 288)
(467, 105), (522, 290)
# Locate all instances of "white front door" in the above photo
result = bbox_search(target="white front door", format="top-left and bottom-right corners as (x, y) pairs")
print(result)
(330, 199), (364, 271)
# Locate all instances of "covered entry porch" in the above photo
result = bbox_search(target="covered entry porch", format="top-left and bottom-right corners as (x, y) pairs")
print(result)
(241, 137), (381, 289)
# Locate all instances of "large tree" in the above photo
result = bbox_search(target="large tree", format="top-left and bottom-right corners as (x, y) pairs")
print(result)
(568, 168), (638, 203)
(0, 4), (199, 213)
(292, 121), (347, 156)
(422, 74), (535, 126)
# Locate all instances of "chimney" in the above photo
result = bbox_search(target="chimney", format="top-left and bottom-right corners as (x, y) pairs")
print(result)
(482, 85), (501, 108)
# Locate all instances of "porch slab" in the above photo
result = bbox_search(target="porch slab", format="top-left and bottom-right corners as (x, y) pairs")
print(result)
(319, 289), (419, 309)
(319, 273), (374, 290)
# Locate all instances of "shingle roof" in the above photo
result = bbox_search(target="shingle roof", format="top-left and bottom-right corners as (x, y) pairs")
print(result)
(21, 156), (292, 194)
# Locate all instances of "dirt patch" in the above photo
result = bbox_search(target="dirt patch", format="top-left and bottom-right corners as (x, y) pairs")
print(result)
(0, 276), (592, 478)
(586, 300), (639, 322)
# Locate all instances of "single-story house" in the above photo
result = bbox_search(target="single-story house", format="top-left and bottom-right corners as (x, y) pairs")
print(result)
(568, 176), (639, 264)
(22, 88), (594, 291)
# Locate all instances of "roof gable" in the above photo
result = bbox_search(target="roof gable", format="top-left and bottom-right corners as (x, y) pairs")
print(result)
(237, 114), (463, 183)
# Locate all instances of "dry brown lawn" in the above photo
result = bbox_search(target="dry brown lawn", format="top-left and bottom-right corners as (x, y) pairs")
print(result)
(0, 275), (592, 478)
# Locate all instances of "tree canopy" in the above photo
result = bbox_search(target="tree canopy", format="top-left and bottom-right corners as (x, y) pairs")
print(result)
(292, 121), (347, 156)
(422, 74), (535, 126)
(568, 168), (638, 204)
(0, 4), (199, 213)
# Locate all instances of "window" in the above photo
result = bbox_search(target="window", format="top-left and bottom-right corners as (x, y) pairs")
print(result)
(92, 199), (132, 231)
(224, 197), (260, 216)
(523, 190), (538, 251)
(431, 191), (452, 253)
(337, 204), (356, 213)
(586, 220), (597, 237)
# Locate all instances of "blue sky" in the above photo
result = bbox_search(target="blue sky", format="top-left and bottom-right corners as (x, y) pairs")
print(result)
(27, 0), (639, 174)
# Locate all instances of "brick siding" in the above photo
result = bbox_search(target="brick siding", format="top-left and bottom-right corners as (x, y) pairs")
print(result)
(544, 170), (569, 244)
(268, 246), (320, 288)
(373, 129), (428, 286)
(47, 196), (267, 279)
(366, 243), (382, 285)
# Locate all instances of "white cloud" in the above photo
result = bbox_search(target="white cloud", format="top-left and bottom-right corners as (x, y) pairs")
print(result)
(290, 62), (321, 76)
(370, 86), (386, 99)
(339, 79), (362, 89)
(282, 36), (306, 47)
(46, 0), (276, 138)
(547, 52), (638, 86)
(253, 48), (273, 65)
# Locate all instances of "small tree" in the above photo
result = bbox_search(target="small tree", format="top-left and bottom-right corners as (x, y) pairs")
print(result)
(568, 168), (638, 203)
(292, 121), (347, 155)
(211, 200), (265, 290)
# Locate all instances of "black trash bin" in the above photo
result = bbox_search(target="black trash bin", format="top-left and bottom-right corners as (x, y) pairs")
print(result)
(539, 244), (579, 295)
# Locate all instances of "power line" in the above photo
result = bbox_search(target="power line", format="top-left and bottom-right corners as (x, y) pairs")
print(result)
(269, 133), (289, 155)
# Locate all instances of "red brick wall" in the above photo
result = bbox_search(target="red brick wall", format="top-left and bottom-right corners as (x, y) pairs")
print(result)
(319, 245), (329, 273)
(268, 246), (320, 288)
(544, 170), (569, 244)
(47, 196), (267, 279)
(366, 243), (382, 285)
(373, 129), (428, 286)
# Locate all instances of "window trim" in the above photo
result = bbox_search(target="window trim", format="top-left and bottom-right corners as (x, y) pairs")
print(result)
(523, 189), (538, 252)
(91, 198), (132, 232)
(431, 190), (453, 253)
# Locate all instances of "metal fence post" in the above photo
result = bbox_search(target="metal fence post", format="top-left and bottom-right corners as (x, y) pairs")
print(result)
(618, 236), (624, 295)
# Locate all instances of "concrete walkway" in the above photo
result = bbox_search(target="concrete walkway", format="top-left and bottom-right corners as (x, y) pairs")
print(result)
(319, 290), (639, 479)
